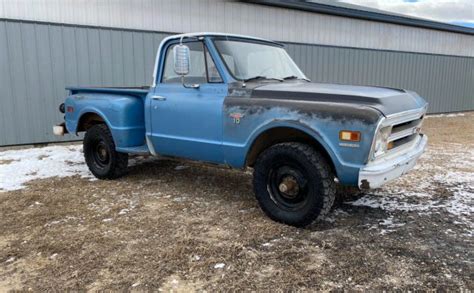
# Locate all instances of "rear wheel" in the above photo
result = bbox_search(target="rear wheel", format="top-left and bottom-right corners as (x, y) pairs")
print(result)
(83, 124), (128, 179)
(253, 142), (336, 227)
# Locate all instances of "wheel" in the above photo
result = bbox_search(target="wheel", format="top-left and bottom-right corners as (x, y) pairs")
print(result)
(253, 142), (336, 227)
(83, 124), (128, 179)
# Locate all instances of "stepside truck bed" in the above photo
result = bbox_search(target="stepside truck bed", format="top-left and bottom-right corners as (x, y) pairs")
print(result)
(64, 86), (150, 153)
(66, 86), (150, 97)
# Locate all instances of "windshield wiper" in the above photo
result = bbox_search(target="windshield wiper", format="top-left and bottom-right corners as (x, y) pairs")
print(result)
(282, 75), (311, 82)
(243, 76), (283, 82)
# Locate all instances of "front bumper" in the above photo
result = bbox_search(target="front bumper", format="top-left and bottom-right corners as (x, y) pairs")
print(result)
(358, 134), (427, 189)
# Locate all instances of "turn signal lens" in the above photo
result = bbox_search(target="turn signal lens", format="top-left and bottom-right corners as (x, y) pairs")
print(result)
(339, 131), (361, 142)
(387, 141), (394, 150)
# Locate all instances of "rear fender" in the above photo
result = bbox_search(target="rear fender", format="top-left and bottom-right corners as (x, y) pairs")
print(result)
(65, 94), (145, 148)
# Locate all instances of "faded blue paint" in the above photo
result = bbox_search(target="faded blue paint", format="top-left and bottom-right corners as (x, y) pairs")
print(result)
(64, 92), (146, 148)
(62, 34), (426, 187)
(222, 103), (378, 185)
(146, 82), (228, 164)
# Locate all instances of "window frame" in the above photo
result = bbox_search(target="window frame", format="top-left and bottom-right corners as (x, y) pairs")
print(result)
(203, 44), (224, 83)
(160, 40), (223, 84)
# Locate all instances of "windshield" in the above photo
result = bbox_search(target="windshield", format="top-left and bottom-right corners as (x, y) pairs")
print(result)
(213, 39), (308, 81)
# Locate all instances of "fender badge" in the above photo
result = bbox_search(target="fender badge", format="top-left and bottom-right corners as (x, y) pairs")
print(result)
(230, 113), (244, 124)
(339, 142), (360, 148)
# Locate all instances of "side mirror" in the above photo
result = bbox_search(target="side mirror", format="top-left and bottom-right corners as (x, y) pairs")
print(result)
(173, 44), (199, 89)
(173, 44), (190, 76)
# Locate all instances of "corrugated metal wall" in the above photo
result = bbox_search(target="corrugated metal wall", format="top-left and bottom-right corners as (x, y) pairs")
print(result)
(286, 43), (474, 114)
(1, 0), (473, 57)
(0, 20), (167, 146)
(0, 19), (473, 146)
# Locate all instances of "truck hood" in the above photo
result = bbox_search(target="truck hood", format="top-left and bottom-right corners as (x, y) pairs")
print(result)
(251, 82), (428, 116)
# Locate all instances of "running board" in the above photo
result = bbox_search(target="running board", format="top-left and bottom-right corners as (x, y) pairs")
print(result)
(116, 144), (150, 155)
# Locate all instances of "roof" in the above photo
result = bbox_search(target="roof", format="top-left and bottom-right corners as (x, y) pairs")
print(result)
(245, 0), (474, 35)
(151, 32), (282, 87)
(164, 32), (282, 46)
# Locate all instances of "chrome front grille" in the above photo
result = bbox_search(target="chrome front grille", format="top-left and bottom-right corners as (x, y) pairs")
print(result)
(369, 106), (428, 162)
(387, 113), (425, 152)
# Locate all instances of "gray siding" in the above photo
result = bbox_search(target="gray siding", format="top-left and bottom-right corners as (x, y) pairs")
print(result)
(0, 0), (473, 57)
(0, 20), (167, 146)
(0, 19), (473, 146)
(286, 43), (474, 114)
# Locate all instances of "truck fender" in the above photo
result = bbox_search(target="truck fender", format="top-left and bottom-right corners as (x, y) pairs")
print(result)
(73, 108), (112, 135)
(243, 120), (343, 177)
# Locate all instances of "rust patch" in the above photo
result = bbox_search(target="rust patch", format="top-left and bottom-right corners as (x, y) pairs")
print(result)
(360, 179), (370, 190)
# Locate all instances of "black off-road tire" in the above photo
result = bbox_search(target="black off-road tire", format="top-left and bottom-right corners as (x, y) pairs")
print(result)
(253, 142), (336, 227)
(83, 124), (128, 179)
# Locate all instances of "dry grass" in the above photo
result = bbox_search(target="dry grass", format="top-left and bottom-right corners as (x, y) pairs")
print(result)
(0, 112), (473, 291)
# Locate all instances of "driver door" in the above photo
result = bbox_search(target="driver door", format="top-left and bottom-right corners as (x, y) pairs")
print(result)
(148, 41), (227, 164)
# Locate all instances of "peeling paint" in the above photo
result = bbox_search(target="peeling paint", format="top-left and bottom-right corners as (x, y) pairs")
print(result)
(221, 82), (384, 185)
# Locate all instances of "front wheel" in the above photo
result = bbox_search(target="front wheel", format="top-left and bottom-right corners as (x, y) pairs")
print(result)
(253, 142), (336, 227)
(83, 124), (128, 179)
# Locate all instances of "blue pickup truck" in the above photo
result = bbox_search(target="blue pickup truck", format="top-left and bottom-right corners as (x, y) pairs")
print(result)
(54, 33), (428, 226)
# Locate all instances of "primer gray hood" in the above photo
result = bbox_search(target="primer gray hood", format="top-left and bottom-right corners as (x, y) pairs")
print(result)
(251, 82), (428, 116)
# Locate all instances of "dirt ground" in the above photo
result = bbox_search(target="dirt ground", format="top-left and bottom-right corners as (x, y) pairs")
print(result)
(0, 113), (473, 291)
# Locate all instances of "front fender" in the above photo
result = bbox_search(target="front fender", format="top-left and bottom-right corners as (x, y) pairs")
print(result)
(225, 119), (354, 181)
(246, 120), (340, 167)
(223, 99), (381, 185)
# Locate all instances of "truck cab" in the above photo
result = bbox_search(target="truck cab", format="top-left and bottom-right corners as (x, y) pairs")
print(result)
(54, 33), (428, 226)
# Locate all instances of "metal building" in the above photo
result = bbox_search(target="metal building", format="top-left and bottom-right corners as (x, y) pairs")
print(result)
(0, 0), (473, 146)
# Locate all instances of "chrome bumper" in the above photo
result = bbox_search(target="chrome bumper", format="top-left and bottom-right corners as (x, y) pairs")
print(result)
(358, 134), (427, 189)
(53, 123), (68, 136)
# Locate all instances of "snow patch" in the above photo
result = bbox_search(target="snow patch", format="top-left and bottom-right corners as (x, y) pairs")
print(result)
(0, 145), (93, 192)
(426, 113), (465, 118)
(174, 165), (188, 170)
(348, 145), (474, 235)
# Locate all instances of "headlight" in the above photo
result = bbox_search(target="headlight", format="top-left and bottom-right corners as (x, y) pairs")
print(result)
(373, 126), (392, 158)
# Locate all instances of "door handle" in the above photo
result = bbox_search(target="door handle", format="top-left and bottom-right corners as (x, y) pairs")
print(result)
(151, 95), (167, 101)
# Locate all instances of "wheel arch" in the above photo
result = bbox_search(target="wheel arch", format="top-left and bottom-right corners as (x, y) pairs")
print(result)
(76, 111), (109, 134)
(245, 124), (338, 177)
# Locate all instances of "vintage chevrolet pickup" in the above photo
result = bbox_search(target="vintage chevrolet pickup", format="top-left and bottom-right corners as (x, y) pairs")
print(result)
(54, 33), (428, 226)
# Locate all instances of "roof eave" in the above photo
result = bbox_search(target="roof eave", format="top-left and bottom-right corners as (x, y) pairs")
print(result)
(244, 0), (474, 36)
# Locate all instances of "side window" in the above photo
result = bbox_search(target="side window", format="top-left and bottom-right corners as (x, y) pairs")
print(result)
(162, 42), (206, 84)
(162, 41), (223, 84)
